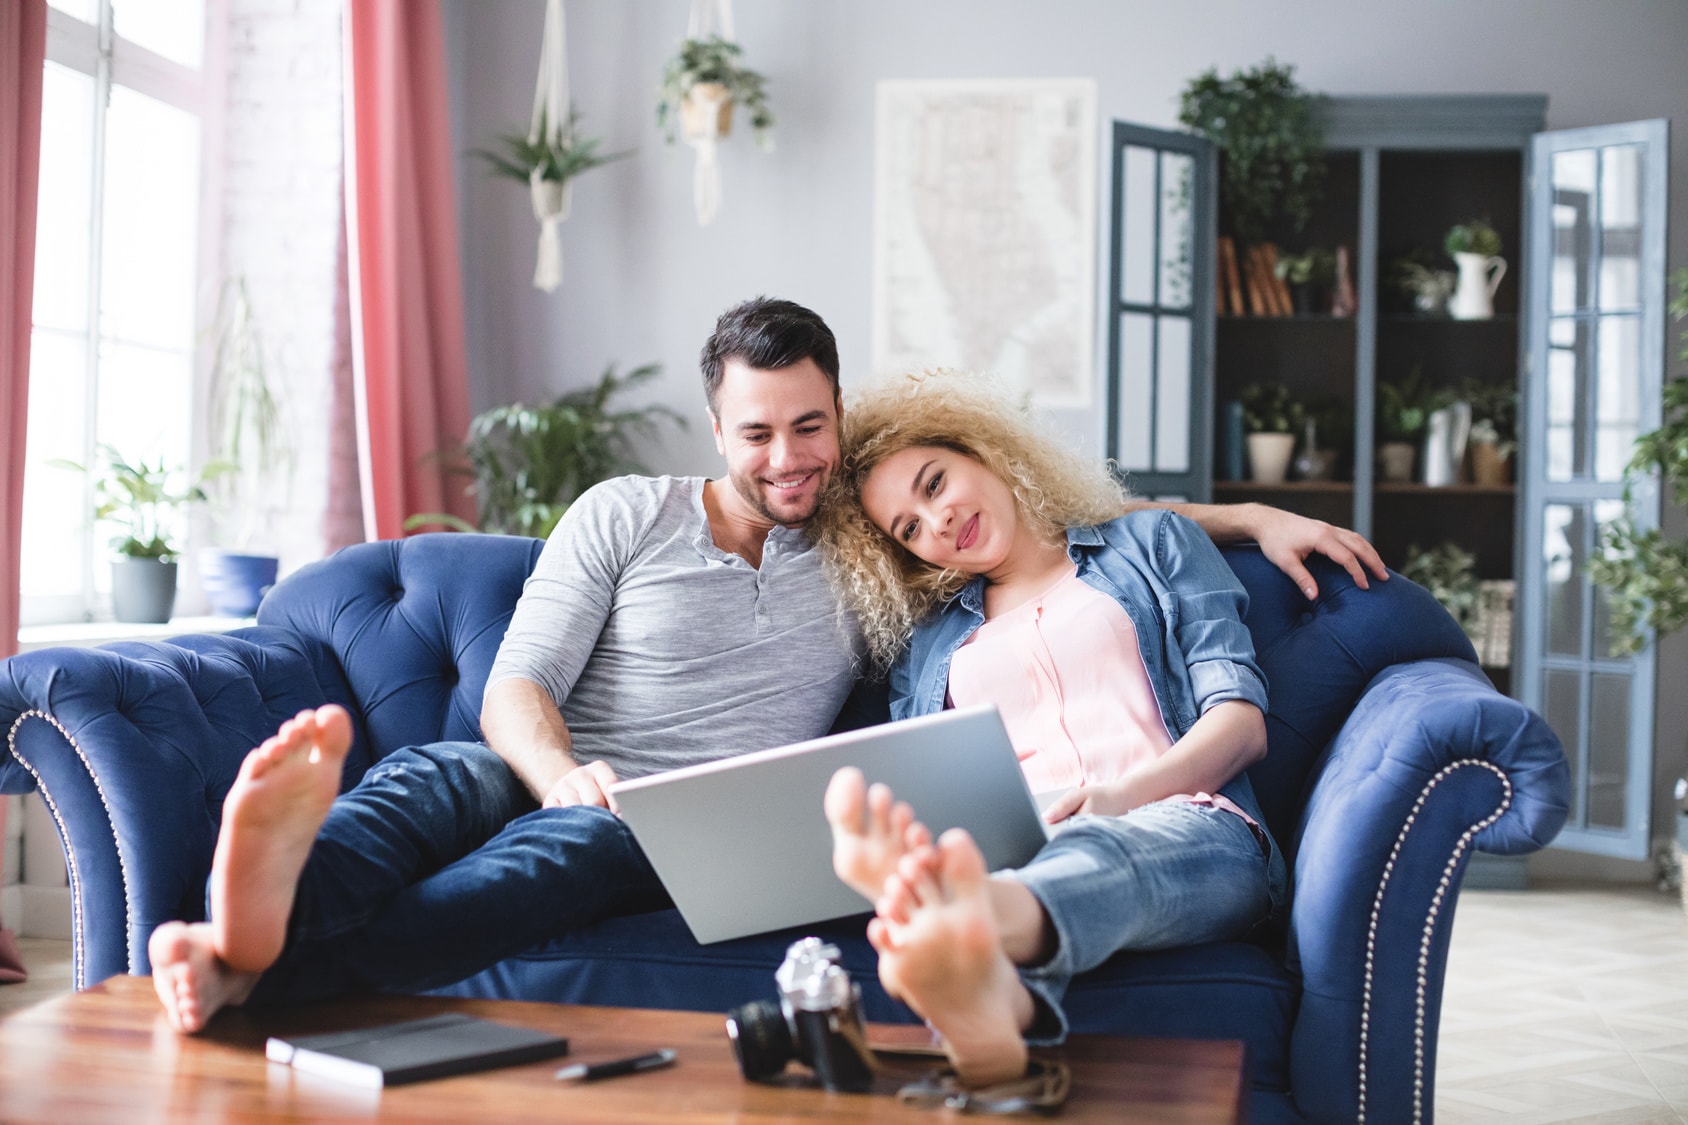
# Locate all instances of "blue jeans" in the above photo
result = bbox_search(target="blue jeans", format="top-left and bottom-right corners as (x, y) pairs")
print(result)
(238, 742), (669, 1005)
(1008, 779), (1288, 1043)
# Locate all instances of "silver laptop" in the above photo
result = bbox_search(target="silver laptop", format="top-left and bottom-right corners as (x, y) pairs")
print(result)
(609, 705), (1052, 944)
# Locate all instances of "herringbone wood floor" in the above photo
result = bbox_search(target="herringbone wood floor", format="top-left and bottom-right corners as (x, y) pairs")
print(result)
(0, 883), (1683, 1120)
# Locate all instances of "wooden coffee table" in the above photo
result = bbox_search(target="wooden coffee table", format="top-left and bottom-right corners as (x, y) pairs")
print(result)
(0, 975), (1245, 1122)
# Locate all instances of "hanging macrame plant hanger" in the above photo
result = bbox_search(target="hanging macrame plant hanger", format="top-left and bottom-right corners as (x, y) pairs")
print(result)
(682, 0), (736, 226)
(528, 0), (570, 290)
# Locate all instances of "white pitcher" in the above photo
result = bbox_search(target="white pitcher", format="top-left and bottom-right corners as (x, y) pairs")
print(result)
(1449, 252), (1506, 320)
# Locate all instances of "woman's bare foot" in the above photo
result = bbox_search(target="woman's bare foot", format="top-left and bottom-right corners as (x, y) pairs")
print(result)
(209, 705), (354, 973)
(869, 829), (1034, 1087)
(824, 767), (930, 903)
(148, 921), (258, 1033)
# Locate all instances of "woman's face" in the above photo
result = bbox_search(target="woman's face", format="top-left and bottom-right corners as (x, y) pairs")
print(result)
(860, 445), (1021, 575)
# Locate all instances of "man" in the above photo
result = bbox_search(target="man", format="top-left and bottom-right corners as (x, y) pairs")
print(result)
(150, 297), (1383, 1032)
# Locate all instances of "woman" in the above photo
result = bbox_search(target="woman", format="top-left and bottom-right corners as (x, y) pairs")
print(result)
(815, 371), (1286, 1087)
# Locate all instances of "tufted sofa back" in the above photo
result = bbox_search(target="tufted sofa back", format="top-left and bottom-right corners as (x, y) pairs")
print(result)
(255, 534), (1477, 851)
(256, 534), (545, 771)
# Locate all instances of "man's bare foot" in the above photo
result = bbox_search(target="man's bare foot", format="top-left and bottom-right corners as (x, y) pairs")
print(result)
(148, 921), (258, 1033)
(209, 704), (354, 973)
(824, 767), (930, 903)
(869, 829), (1034, 1087)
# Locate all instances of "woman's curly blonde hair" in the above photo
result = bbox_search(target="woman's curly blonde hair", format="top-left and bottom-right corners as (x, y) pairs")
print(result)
(815, 370), (1129, 669)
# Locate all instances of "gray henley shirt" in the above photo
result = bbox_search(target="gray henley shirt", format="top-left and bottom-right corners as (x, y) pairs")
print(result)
(486, 475), (863, 781)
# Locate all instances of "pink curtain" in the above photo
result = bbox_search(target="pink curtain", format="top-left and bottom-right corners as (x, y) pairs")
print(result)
(0, 0), (47, 984)
(343, 0), (477, 540)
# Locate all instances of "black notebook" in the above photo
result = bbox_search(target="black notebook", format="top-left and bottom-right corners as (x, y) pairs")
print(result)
(265, 1012), (570, 1089)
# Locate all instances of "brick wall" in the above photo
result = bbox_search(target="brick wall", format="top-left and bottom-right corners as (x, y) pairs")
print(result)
(202, 0), (362, 591)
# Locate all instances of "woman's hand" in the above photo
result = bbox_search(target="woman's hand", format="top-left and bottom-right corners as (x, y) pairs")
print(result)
(1042, 777), (1147, 823)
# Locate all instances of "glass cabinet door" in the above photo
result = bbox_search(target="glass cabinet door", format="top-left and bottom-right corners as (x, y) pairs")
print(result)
(1105, 123), (1216, 500)
(1521, 119), (1670, 859)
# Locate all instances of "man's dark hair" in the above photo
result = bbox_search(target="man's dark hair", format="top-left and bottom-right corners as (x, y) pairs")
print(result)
(699, 297), (840, 413)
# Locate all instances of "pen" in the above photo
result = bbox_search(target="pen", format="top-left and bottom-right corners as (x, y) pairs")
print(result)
(556, 1048), (678, 1082)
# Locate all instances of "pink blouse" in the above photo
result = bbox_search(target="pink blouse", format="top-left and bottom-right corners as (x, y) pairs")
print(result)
(946, 573), (1252, 824)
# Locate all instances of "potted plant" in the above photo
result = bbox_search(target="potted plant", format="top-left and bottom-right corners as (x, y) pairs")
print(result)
(1377, 367), (1433, 482)
(1238, 381), (1304, 484)
(656, 36), (774, 150)
(477, 106), (624, 219)
(408, 362), (685, 539)
(1462, 377), (1518, 485)
(1400, 540), (1482, 637)
(1178, 57), (1326, 246)
(1389, 248), (1457, 317)
(1444, 219), (1507, 320)
(200, 277), (293, 617)
(53, 446), (222, 623)
(1589, 267), (1688, 656)
(1273, 247), (1337, 315)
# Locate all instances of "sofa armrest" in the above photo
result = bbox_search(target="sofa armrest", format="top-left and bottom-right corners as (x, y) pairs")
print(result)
(1285, 658), (1568, 1125)
(0, 628), (357, 986)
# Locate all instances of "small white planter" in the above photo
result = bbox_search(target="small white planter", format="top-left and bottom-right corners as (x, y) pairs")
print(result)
(1246, 432), (1297, 484)
(1379, 441), (1417, 483)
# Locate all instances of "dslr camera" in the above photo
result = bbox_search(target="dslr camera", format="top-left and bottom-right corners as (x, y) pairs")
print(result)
(725, 937), (877, 1092)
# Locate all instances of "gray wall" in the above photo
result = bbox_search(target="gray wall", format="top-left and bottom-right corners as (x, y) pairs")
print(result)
(442, 0), (1688, 878)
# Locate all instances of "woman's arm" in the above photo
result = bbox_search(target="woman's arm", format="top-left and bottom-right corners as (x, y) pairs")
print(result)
(1041, 700), (1266, 821)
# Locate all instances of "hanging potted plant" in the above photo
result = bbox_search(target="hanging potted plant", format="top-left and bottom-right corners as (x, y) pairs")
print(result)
(1178, 57), (1326, 246)
(656, 36), (774, 149)
(477, 105), (625, 291)
(656, 31), (774, 226)
(200, 277), (293, 617)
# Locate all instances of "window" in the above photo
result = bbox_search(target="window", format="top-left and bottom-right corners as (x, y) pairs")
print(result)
(21, 1), (212, 625)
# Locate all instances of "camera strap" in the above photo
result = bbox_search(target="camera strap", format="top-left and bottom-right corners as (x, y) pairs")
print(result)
(842, 1019), (1072, 1115)
(891, 1057), (1073, 1115)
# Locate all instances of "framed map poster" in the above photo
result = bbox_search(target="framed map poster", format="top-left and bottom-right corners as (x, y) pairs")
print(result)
(872, 79), (1098, 408)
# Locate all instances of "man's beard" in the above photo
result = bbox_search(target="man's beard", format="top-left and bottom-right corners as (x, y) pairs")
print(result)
(730, 466), (825, 527)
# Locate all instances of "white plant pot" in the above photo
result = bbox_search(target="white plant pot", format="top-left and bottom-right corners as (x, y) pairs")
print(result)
(680, 82), (734, 142)
(1246, 432), (1297, 484)
(1449, 251), (1506, 320)
(1379, 441), (1417, 483)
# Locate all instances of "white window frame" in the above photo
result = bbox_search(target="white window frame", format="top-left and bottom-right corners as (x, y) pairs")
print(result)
(23, 1), (227, 627)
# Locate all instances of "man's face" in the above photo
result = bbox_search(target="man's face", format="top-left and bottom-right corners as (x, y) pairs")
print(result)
(710, 357), (842, 528)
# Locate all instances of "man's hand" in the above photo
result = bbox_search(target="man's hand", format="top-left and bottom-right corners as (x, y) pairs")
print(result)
(1251, 507), (1388, 601)
(543, 760), (620, 812)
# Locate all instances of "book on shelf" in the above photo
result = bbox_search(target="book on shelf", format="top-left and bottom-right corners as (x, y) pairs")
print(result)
(1217, 236), (1244, 316)
(265, 1012), (570, 1089)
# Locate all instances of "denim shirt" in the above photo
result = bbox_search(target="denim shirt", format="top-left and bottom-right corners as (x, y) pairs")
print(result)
(888, 510), (1269, 739)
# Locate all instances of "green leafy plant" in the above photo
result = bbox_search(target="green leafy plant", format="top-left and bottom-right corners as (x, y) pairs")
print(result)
(1378, 366), (1436, 443)
(1178, 57), (1326, 245)
(656, 36), (774, 149)
(1401, 540), (1482, 633)
(1590, 267), (1688, 655)
(204, 277), (293, 549)
(52, 446), (225, 561)
(1274, 247), (1336, 287)
(1389, 247), (1458, 315)
(408, 363), (685, 540)
(1239, 381), (1304, 434)
(1444, 220), (1503, 259)
(1462, 376), (1519, 458)
(475, 106), (626, 186)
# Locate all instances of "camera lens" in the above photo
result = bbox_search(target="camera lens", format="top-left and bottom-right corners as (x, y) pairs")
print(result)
(725, 998), (796, 1081)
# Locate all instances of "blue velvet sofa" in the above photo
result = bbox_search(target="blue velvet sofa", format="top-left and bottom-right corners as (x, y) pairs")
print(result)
(0, 533), (1568, 1123)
